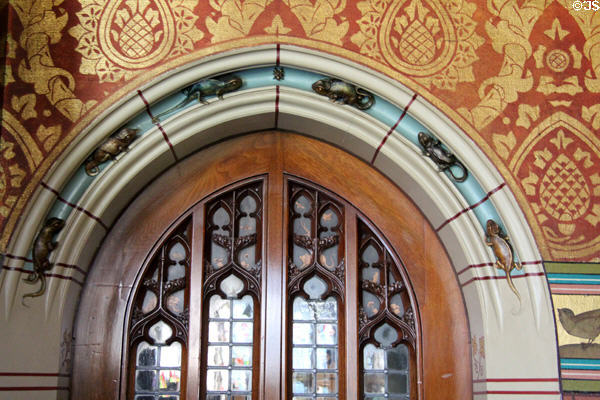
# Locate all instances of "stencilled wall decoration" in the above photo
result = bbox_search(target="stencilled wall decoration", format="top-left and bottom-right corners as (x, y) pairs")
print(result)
(352, 0), (483, 90)
(69, 0), (204, 82)
(4, 0), (600, 264)
(3, 0), (600, 393)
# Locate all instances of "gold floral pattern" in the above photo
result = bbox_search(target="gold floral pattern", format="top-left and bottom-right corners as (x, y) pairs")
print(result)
(512, 114), (600, 259)
(70, 0), (203, 82)
(283, 0), (348, 45)
(352, 0), (483, 90)
(3, 0), (600, 263)
(206, 0), (273, 43)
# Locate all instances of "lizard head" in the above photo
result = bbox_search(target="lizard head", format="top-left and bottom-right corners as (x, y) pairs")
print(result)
(486, 219), (499, 235)
(312, 79), (331, 95)
(418, 132), (432, 148)
(224, 76), (243, 91)
(115, 128), (139, 142)
(46, 217), (65, 232)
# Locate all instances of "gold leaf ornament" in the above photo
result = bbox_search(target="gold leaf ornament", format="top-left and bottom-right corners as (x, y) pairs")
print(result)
(283, 0), (349, 45)
(582, 104), (600, 129)
(206, 0), (273, 42)
(353, 0), (482, 90)
(12, 0), (92, 122)
(264, 15), (292, 34)
(71, 0), (203, 82)
(11, 94), (38, 120)
(492, 130), (516, 160)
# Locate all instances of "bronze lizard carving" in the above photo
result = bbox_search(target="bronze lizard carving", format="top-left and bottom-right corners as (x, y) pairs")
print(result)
(418, 132), (468, 182)
(23, 217), (65, 304)
(151, 76), (243, 123)
(312, 78), (375, 110)
(485, 219), (522, 300)
(85, 128), (139, 176)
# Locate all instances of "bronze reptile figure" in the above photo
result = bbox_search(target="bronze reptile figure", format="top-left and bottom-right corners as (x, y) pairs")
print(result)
(485, 219), (522, 300)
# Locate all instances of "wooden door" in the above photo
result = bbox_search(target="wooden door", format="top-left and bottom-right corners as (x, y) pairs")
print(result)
(72, 131), (471, 400)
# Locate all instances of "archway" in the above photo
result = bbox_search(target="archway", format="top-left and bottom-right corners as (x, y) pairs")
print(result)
(1, 46), (560, 398)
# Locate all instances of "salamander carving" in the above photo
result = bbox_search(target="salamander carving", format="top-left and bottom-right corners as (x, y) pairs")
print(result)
(312, 78), (375, 110)
(85, 128), (139, 176)
(22, 217), (65, 304)
(151, 76), (243, 123)
(485, 219), (522, 300)
(418, 132), (468, 182)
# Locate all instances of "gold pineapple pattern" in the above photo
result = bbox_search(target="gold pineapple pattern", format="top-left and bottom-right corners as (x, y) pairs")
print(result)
(540, 155), (590, 222)
(113, 0), (161, 59)
(392, 0), (440, 66)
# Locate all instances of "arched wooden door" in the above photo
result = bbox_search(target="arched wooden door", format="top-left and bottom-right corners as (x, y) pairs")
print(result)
(72, 131), (471, 399)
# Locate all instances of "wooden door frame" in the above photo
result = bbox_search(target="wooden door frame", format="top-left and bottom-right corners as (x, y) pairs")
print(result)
(72, 131), (471, 399)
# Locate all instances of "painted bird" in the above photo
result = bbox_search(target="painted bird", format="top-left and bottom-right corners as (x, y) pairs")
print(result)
(558, 307), (600, 345)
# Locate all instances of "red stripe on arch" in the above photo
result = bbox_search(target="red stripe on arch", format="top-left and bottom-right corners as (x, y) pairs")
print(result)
(371, 93), (418, 165)
(436, 183), (506, 232)
(40, 182), (108, 230)
(137, 89), (178, 162)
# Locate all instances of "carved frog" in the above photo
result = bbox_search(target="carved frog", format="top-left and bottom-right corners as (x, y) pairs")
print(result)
(23, 217), (65, 303)
(418, 132), (468, 182)
(312, 78), (375, 110)
(152, 76), (243, 123)
(85, 128), (139, 176)
(485, 219), (522, 300)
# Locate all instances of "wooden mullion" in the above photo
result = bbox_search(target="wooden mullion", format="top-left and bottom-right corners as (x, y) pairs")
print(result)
(345, 208), (359, 400)
(186, 206), (205, 400)
(263, 135), (284, 400)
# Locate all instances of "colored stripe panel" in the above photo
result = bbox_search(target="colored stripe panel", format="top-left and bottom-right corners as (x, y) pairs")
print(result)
(561, 370), (600, 379)
(547, 274), (600, 284)
(461, 272), (545, 287)
(550, 284), (600, 294)
(561, 359), (600, 370)
(41, 181), (109, 230)
(545, 262), (600, 274)
(1, 266), (84, 287)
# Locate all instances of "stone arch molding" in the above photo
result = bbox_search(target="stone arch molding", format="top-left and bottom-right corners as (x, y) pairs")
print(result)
(1, 46), (560, 397)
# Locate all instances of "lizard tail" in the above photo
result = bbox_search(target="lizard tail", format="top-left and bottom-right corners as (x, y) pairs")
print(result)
(355, 88), (375, 110)
(22, 275), (46, 307)
(506, 273), (523, 315)
(85, 162), (100, 176)
(506, 274), (521, 301)
(448, 160), (468, 182)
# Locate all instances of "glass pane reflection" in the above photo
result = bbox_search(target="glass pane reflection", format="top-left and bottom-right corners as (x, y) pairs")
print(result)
(292, 372), (314, 393)
(362, 342), (410, 398)
(293, 348), (314, 369)
(136, 370), (156, 391)
(207, 369), (229, 391)
(291, 292), (339, 398)
(206, 292), (255, 399)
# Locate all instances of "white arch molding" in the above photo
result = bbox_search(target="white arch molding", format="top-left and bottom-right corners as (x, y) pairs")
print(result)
(0, 46), (561, 399)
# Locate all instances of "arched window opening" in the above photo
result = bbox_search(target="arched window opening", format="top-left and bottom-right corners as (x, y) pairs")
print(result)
(128, 219), (192, 400)
(358, 220), (417, 399)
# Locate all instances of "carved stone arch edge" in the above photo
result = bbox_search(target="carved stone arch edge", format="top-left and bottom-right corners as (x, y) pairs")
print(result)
(1, 46), (559, 395)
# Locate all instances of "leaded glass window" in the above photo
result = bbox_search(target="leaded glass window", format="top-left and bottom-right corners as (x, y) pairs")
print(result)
(288, 182), (345, 399)
(358, 221), (416, 400)
(202, 182), (263, 400)
(128, 219), (191, 400)
(125, 175), (420, 400)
